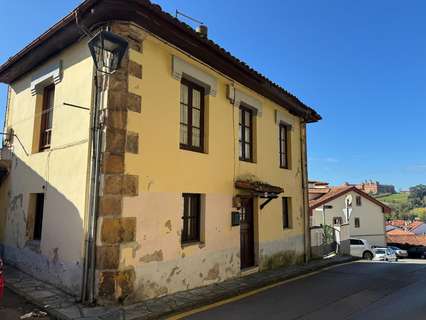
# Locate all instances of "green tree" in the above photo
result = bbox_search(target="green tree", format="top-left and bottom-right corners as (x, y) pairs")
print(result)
(409, 208), (426, 221)
(408, 185), (426, 207)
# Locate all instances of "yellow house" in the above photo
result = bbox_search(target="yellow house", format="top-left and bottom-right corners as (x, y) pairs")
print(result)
(0, 0), (321, 304)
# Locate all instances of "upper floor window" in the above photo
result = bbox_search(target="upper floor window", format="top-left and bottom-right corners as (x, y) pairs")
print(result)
(356, 195), (362, 206)
(39, 85), (55, 151)
(239, 106), (253, 162)
(180, 79), (204, 152)
(279, 124), (289, 168)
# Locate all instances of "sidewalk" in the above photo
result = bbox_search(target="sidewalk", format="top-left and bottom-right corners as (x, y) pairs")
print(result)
(5, 255), (355, 320)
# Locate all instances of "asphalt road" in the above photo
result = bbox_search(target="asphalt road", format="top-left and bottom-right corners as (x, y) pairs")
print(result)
(0, 288), (50, 320)
(182, 259), (426, 320)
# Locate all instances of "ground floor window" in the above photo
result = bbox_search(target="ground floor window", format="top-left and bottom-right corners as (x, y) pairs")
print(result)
(27, 193), (45, 241)
(282, 197), (292, 229)
(182, 193), (201, 243)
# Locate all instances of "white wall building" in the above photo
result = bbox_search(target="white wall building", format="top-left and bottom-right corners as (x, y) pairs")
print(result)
(309, 184), (390, 246)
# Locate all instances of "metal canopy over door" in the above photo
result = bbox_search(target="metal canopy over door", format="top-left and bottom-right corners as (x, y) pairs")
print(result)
(240, 197), (255, 269)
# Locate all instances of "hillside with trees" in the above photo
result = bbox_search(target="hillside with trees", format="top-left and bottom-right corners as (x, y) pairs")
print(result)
(376, 184), (426, 220)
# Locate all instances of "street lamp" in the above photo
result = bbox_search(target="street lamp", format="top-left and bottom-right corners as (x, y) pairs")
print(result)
(83, 29), (128, 304)
(88, 30), (128, 74)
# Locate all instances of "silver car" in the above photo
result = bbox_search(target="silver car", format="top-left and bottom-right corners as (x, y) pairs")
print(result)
(373, 247), (398, 262)
(388, 246), (408, 258)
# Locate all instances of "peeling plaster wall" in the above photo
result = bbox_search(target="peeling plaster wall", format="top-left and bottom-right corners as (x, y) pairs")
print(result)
(122, 192), (240, 300)
(259, 235), (305, 270)
(2, 39), (93, 295)
(117, 26), (308, 301)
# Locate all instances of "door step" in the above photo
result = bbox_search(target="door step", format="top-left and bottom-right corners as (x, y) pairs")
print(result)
(241, 266), (259, 276)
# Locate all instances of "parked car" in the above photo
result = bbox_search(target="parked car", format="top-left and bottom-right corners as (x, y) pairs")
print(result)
(350, 238), (374, 260)
(407, 246), (426, 259)
(0, 257), (3, 299)
(388, 246), (408, 258)
(373, 247), (398, 262)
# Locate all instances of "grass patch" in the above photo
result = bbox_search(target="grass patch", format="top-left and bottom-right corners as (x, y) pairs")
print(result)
(375, 193), (409, 204)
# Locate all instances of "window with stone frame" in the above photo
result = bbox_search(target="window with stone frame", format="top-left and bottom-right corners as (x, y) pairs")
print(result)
(180, 79), (205, 152)
(182, 193), (201, 243)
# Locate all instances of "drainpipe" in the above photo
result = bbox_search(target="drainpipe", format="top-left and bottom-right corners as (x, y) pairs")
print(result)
(81, 69), (103, 304)
(300, 119), (311, 263)
(2, 86), (11, 147)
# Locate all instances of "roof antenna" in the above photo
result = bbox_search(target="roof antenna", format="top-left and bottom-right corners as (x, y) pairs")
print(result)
(175, 10), (208, 38)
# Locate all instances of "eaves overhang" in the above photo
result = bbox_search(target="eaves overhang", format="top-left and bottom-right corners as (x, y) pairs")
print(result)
(0, 0), (321, 123)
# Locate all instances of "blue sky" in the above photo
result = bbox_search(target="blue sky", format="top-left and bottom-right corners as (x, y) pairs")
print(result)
(1, 1), (425, 190)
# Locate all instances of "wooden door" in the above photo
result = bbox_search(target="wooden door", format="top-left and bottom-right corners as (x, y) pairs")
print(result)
(240, 198), (255, 269)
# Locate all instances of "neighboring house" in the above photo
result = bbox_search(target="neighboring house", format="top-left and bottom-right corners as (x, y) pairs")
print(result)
(0, 0), (320, 305)
(309, 183), (391, 246)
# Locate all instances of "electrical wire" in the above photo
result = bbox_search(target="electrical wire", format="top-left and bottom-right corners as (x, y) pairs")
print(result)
(8, 102), (89, 128)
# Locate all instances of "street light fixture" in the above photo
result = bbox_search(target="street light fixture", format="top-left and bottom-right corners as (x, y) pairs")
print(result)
(88, 30), (128, 74)
(84, 29), (128, 304)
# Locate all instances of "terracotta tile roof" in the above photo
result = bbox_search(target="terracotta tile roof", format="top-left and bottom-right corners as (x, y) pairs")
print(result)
(386, 228), (414, 236)
(387, 234), (426, 246)
(407, 221), (425, 231)
(308, 180), (329, 185)
(309, 185), (391, 214)
(388, 220), (408, 227)
(0, 0), (321, 122)
(309, 186), (352, 208)
(308, 188), (330, 194)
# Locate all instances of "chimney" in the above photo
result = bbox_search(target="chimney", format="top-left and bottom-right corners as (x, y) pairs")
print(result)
(196, 25), (208, 39)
